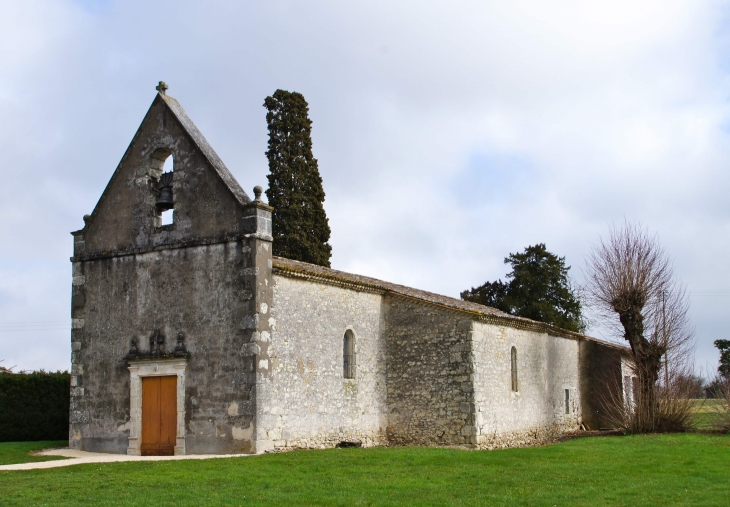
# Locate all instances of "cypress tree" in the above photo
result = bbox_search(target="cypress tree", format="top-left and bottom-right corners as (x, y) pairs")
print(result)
(264, 89), (332, 267)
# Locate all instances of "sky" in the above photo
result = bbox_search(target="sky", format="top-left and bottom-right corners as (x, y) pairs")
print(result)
(1, 0), (729, 375)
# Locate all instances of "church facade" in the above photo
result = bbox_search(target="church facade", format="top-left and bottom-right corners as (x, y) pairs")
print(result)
(69, 85), (632, 455)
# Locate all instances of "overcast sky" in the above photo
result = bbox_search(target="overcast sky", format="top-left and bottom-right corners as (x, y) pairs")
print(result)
(1, 0), (729, 375)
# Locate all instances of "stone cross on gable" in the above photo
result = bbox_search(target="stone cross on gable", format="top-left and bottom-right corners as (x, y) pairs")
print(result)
(156, 81), (168, 95)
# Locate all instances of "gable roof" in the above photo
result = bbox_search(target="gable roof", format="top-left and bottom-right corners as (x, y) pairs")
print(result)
(74, 90), (250, 234)
(272, 256), (630, 352)
(159, 93), (251, 207)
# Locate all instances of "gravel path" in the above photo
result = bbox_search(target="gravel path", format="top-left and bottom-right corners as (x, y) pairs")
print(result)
(0, 448), (251, 471)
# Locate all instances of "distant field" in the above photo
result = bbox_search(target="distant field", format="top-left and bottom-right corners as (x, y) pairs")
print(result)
(0, 441), (68, 466)
(2, 434), (729, 506)
(690, 399), (729, 430)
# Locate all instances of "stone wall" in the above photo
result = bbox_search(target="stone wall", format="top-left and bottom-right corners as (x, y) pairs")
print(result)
(579, 338), (628, 430)
(259, 274), (388, 451)
(70, 240), (258, 454)
(79, 94), (250, 256)
(384, 297), (475, 446)
(471, 321), (581, 449)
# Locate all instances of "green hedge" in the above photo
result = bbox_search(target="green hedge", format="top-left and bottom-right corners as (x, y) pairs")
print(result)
(0, 371), (70, 442)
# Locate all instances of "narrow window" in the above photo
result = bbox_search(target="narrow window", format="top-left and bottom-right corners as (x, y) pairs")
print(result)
(565, 389), (570, 414)
(510, 346), (518, 392)
(631, 376), (638, 406)
(343, 330), (355, 379)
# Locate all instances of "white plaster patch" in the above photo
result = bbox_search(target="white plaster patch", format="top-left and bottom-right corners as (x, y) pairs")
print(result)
(228, 402), (239, 417)
(71, 430), (81, 441)
(259, 359), (269, 370)
(117, 422), (131, 432)
(260, 302), (268, 314)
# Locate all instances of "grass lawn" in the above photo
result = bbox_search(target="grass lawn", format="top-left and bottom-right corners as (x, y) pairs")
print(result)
(1, 433), (729, 506)
(0, 441), (69, 466)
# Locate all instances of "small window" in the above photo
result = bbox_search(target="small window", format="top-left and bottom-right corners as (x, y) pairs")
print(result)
(510, 346), (518, 392)
(343, 330), (355, 379)
(565, 389), (570, 414)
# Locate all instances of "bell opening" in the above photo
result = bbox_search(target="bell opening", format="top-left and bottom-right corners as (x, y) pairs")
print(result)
(156, 186), (174, 210)
(161, 209), (173, 226)
(155, 171), (175, 211)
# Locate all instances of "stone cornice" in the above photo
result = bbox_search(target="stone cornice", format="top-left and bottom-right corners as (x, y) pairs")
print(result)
(70, 233), (253, 262)
(273, 261), (630, 353)
(273, 264), (385, 295)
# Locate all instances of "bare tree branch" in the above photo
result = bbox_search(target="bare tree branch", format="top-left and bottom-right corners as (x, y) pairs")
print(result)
(586, 221), (694, 432)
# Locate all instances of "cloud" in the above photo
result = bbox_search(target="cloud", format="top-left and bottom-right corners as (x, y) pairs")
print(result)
(1, 0), (729, 373)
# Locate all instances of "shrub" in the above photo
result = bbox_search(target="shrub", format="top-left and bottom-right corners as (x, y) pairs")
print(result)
(0, 371), (70, 441)
(600, 367), (695, 433)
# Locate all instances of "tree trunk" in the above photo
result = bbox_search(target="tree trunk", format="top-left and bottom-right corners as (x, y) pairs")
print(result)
(618, 307), (664, 432)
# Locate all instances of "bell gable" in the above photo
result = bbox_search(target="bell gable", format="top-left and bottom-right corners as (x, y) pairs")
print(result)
(74, 84), (252, 256)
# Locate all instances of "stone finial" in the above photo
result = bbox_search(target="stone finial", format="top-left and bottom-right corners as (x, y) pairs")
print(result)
(124, 337), (138, 360)
(83, 214), (90, 224)
(150, 329), (164, 357)
(156, 81), (169, 95)
(174, 332), (187, 355)
(253, 186), (263, 202)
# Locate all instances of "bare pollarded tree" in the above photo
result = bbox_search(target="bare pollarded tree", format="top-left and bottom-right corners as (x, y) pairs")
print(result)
(586, 222), (693, 432)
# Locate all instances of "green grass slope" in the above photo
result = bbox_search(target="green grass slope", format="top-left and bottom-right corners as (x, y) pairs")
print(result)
(1, 434), (728, 506)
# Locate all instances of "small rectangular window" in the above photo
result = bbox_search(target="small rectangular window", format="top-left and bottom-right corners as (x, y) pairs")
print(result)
(564, 389), (570, 414)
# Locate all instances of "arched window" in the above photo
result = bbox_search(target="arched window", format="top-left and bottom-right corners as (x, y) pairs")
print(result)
(343, 330), (355, 379)
(510, 346), (518, 392)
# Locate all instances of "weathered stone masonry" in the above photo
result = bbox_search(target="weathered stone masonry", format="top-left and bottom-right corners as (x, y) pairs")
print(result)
(69, 89), (274, 455)
(70, 86), (632, 455)
(267, 259), (629, 451)
(384, 297), (475, 446)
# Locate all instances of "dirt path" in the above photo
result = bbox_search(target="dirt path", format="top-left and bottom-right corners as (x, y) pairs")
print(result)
(0, 448), (251, 471)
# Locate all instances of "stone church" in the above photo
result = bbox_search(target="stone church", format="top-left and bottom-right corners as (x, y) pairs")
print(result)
(69, 84), (633, 456)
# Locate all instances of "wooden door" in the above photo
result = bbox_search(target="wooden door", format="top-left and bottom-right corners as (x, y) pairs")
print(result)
(141, 376), (177, 456)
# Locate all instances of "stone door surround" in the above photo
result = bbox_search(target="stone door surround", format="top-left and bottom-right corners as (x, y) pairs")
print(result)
(127, 358), (187, 455)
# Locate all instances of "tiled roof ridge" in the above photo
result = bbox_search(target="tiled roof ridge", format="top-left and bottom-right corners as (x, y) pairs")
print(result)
(272, 256), (630, 352)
